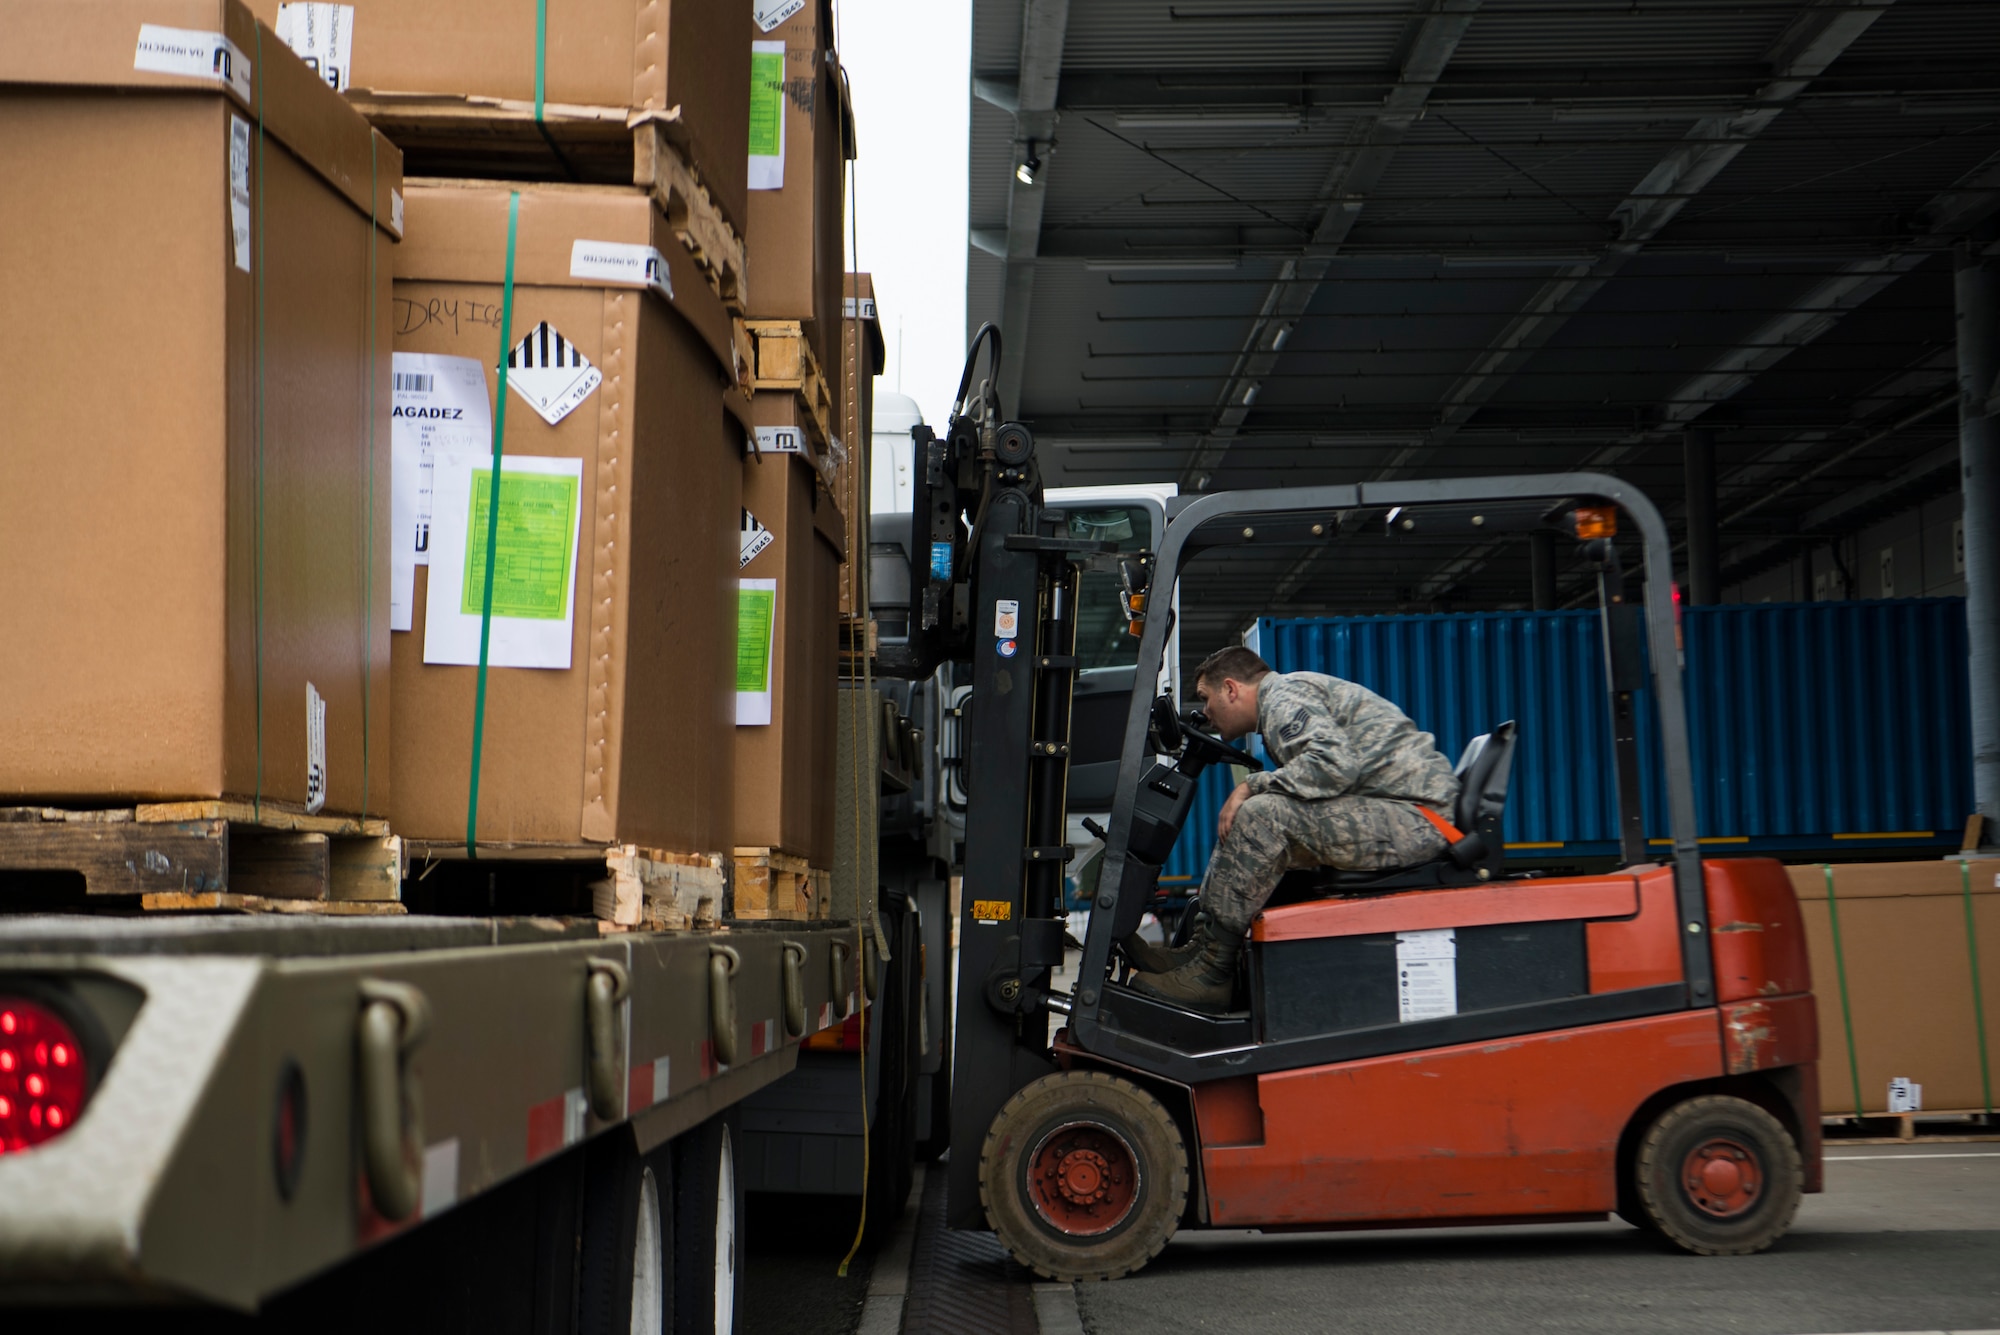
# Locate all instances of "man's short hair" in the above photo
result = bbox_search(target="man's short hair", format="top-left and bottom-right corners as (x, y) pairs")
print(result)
(1195, 646), (1271, 691)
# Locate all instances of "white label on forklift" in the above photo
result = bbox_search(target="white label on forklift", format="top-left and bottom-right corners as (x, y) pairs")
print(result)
(274, 3), (355, 92)
(133, 25), (253, 104)
(305, 682), (328, 814)
(651, 1056), (671, 1106)
(1396, 929), (1456, 1022)
(228, 116), (252, 273)
(994, 599), (1020, 638)
(420, 1138), (459, 1217)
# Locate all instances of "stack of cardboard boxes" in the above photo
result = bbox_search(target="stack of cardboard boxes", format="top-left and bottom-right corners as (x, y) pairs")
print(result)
(2, 0), (399, 825)
(3, 0), (857, 926)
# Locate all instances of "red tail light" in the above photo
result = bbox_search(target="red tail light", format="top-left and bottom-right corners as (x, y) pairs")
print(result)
(0, 1000), (89, 1153)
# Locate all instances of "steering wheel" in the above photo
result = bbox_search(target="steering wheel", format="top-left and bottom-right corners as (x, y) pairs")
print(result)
(1147, 695), (1262, 771)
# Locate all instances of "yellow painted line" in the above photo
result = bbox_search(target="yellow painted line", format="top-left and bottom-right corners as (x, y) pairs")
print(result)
(1832, 831), (1935, 840)
(1505, 842), (1566, 850)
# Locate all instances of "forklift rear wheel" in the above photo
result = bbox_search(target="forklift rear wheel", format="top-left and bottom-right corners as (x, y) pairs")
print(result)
(1634, 1094), (1801, 1256)
(980, 1070), (1188, 1281)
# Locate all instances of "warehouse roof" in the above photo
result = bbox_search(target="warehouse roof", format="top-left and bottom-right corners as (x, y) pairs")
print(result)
(965, 0), (2000, 650)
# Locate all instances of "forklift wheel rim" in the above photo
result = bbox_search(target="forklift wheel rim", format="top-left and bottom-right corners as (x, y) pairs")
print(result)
(1025, 1119), (1141, 1237)
(1681, 1136), (1761, 1218)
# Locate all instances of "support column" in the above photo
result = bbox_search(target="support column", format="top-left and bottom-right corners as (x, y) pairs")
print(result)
(1529, 531), (1557, 610)
(1684, 429), (1720, 605)
(1955, 242), (2000, 843)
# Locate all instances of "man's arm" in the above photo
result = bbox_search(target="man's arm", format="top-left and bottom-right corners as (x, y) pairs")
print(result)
(1239, 691), (1361, 801)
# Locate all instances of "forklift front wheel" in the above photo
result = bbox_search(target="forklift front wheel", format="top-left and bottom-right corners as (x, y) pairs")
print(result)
(980, 1070), (1188, 1282)
(1634, 1094), (1802, 1256)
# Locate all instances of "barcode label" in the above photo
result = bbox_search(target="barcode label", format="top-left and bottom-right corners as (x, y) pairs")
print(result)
(394, 373), (435, 393)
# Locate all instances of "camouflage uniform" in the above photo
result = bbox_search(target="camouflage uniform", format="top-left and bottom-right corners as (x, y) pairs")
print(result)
(1200, 671), (1459, 933)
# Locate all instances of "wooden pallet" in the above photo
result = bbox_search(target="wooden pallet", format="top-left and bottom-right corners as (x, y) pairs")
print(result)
(405, 841), (728, 930)
(1823, 1109), (2000, 1142)
(350, 96), (747, 309)
(0, 803), (403, 909)
(742, 319), (841, 484)
(732, 848), (831, 922)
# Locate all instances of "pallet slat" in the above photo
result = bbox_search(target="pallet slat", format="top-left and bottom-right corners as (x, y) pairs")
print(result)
(732, 848), (831, 922)
(0, 806), (402, 908)
(345, 97), (746, 309)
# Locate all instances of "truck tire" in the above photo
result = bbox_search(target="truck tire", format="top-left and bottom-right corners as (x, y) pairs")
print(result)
(980, 1070), (1187, 1282)
(673, 1114), (746, 1334)
(578, 1132), (672, 1333)
(1634, 1094), (1801, 1256)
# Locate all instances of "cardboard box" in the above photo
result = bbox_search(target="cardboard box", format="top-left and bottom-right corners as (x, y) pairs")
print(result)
(838, 274), (885, 618)
(0, 0), (401, 815)
(391, 180), (742, 851)
(745, 0), (847, 392)
(736, 405), (843, 865)
(1788, 859), (2000, 1115)
(247, 0), (750, 233)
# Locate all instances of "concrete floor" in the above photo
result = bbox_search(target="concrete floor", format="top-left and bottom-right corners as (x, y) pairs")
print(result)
(748, 1145), (2000, 1334)
(1074, 1146), (2000, 1335)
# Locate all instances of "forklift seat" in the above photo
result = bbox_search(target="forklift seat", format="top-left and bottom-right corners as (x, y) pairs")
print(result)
(1268, 720), (1518, 900)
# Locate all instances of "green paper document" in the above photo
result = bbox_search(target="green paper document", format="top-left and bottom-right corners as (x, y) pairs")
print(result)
(738, 578), (777, 725)
(461, 468), (579, 620)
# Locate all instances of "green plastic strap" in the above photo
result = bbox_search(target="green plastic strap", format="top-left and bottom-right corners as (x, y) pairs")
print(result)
(1823, 864), (1867, 1118)
(253, 26), (268, 819)
(1963, 860), (1995, 1116)
(466, 191), (522, 856)
(528, 0), (578, 179)
(362, 133), (378, 819)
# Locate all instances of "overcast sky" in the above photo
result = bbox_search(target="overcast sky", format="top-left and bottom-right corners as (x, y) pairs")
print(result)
(836, 0), (973, 429)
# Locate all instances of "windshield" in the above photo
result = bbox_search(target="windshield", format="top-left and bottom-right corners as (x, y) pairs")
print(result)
(1068, 506), (1153, 671)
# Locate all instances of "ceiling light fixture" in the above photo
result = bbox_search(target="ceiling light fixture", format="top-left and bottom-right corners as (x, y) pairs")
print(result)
(1016, 140), (1042, 186)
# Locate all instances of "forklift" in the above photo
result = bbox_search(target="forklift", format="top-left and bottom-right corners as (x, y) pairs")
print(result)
(879, 328), (1822, 1281)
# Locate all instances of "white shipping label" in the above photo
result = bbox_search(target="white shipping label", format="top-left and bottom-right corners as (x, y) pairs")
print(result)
(390, 189), (404, 236)
(503, 321), (602, 427)
(228, 116), (252, 273)
(843, 296), (877, 320)
(422, 452), (585, 671)
(740, 508), (773, 568)
(390, 353), (493, 631)
(569, 239), (673, 301)
(754, 0), (806, 31)
(752, 425), (809, 456)
(274, 3), (355, 92)
(1396, 929), (1456, 1022)
(994, 599), (1020, 639)
(305, 682), (328, 814)
(134, 25), (253, 104)
(1887, 1077), (1923, 1113)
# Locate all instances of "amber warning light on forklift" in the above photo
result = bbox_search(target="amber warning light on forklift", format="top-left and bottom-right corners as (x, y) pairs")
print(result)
(0, 999), (89, 1153)
(1571, 506), (1618, 540)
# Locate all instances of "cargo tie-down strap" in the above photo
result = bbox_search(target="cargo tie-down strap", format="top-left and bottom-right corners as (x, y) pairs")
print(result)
(1821, 861), (1995, 1119)
(531, 0), (579, 181)
(465, 190), (523, 856)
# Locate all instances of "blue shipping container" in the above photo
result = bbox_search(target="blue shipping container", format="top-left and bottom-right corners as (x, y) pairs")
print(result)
(1160, 598), (1972, 882)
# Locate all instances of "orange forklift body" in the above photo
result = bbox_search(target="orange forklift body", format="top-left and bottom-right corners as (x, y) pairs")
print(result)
(1189, 859), (1821, 1228)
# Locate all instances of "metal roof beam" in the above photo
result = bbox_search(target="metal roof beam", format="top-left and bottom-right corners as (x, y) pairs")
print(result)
(1175, 0), (1483, 492)
(993, 0), (1070, 416)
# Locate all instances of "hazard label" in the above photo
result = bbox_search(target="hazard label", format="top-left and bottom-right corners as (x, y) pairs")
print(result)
(502, 321), (602, 426)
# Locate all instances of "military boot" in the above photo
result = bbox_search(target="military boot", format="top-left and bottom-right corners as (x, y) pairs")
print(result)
(1129, 919), (1243, 1013)
(1122, 930), (1198, 975)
